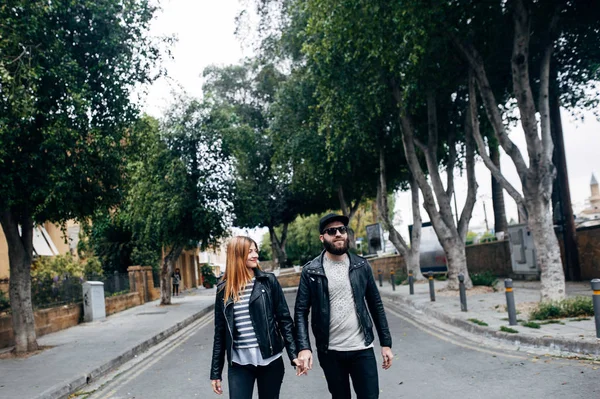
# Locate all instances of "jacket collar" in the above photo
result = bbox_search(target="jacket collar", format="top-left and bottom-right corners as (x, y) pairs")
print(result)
(220, 267), (268, 307)
(305, 250), (367, 275)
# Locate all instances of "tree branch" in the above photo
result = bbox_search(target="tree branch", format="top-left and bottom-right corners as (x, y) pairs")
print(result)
(458, 105), (478, 241)
(449, 31), (530, 180)
(511, 0), (543, 170)
(446, 130), (457, 199)
(468, 70), (528, 220)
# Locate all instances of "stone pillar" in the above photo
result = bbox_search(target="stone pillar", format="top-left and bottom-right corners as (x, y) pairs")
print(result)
(142, 266), (154, 302)
(82, 281), (106, 322)
(127, 266), (147, 303)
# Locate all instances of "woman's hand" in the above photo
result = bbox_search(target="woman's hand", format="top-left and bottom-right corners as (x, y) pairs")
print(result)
(211, 379), (223, 395)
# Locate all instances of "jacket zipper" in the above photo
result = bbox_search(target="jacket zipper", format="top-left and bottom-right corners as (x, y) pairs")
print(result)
(223, 301), (234, 361)
(349, 263), (367, 343)
(262, 293), (273, 354)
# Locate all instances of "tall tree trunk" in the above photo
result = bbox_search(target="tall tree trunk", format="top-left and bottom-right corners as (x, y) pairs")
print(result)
(490, 142), (508, 235)
(392, 85), (477, 290)
(0, 210), (39, 353)
(453, 1), (566, 300)
(160, 244), (184, 305)
(527, 194), (566, 301)
(376, 147), (424, 279)
(268, 224), (288, 269)
(337, 185), (361, 250)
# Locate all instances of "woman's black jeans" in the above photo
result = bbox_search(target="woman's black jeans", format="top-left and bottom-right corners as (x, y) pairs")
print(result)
(317, 347), (379, 399)
(227, 356), (285, 399)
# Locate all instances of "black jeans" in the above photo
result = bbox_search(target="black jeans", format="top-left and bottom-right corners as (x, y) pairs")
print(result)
(172, 284), (179, 296)
(317, 347), (379, 399)
(227, 356), (285, 399)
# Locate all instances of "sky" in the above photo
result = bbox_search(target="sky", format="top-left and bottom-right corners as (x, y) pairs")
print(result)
(142, 1), (600, 243)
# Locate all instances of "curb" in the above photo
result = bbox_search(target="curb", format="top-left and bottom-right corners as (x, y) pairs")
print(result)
(35, 303), (215, 399)
(381, 291), (600, 357)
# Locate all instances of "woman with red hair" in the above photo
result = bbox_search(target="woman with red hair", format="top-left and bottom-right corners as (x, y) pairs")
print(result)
(210, 236), (301, 398)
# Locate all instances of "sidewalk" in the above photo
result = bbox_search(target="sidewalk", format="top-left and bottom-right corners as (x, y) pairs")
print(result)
(378, 279), (600, 358)
(0, 287), (217, 399)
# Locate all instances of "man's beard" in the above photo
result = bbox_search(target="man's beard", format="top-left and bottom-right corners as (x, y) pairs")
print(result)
(323, 236), (349, 255)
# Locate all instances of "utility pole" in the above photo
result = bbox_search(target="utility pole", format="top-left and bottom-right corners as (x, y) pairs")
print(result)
(483, 202), (489, 232)
(550, 91), (580, 281)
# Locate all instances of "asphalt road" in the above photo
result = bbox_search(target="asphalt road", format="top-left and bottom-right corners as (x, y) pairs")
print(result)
(82, 294), (600, 399)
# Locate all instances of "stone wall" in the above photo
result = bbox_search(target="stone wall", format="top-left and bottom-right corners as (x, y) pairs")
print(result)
(368, 241), (512, 279)
(105, 292), (143, 316)
(277, 272), (300, 288)
(571, 225), (600, 280)
(465, 240), (513, 276)
(369, 255), (406, 281)
(0, 303), (83, 349)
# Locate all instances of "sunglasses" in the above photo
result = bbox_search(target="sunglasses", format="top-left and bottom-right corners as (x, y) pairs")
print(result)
(322, 226), (349, 236)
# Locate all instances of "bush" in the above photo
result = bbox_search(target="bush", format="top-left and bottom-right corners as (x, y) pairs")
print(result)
(0, 290), (9, 313)
(201, 264), (218, 287)
(470, 271), (498, 287)
(529, 296), (594, 320)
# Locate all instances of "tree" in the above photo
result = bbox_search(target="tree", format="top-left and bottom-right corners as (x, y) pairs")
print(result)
(124, 101), (232, 305)
(299, 0), (478, 288)
(447, 0), (600, 300)
(203, 60), (319, 268)
(0, 0), (164, 353)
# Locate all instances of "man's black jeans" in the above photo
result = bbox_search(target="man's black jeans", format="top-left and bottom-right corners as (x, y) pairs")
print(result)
(227, 356), (285, 399)
(317, 347), (379, 399)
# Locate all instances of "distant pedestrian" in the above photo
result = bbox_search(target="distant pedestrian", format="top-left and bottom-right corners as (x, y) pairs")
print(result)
(295, 213), (393, 399)
(171, 268), (182, 296)
(210, 236), (303, 398)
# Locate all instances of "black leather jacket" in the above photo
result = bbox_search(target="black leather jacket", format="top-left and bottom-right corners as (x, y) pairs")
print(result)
(210, 268), (297, 381)
(294, 251), (392, 353)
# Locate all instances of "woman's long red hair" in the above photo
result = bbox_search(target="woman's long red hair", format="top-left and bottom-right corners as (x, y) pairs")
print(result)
(222, 236), (260, 303)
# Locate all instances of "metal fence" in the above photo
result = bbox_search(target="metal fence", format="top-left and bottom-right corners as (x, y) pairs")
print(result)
(31, 272), (131, 310)
(31, 276), (83, 309)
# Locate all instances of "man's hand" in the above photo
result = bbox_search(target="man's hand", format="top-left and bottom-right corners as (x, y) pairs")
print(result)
(211, 379), (223, 395)
(298, 349), (313, 375)
(293, 358), (305, 376)
(381, 347), (394, 370)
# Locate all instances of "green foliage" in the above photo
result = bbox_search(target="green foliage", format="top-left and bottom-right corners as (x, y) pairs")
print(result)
(468, 318), (488, 327)
(32, 254), (89, 279)
(465, 231), (477, 246)
(0, 0), (167, 225)
(521, 321), (541, 329)
(201, 264), (218, 287)
(479, 232), (498, 244)
(500, 326), (519, 334)
(0, 290), (9, 314)
(529, 297), (594, 320)
(123, 104), (232, 255)
(470, 271), (498, 287)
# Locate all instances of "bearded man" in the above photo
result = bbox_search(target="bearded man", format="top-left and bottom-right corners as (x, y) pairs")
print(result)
(294, 213), (394, 399)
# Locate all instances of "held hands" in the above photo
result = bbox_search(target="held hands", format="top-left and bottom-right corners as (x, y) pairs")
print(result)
(297, 349), (313, 376)
(381, 346), (394, 370)
(293, 358), (306, 376)
(211, 379), (223, 395)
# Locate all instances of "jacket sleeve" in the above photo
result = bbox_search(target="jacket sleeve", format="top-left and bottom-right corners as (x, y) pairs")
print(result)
(364, 262), (392, 348)
(294, 268), (312, 352)
(210, 290), (226, 380)
(270, 276), (298, 366)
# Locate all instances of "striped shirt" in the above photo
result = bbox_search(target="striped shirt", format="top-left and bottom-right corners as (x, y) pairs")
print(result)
(230, 278), (282, 366)
(233, 279), (259, 349)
